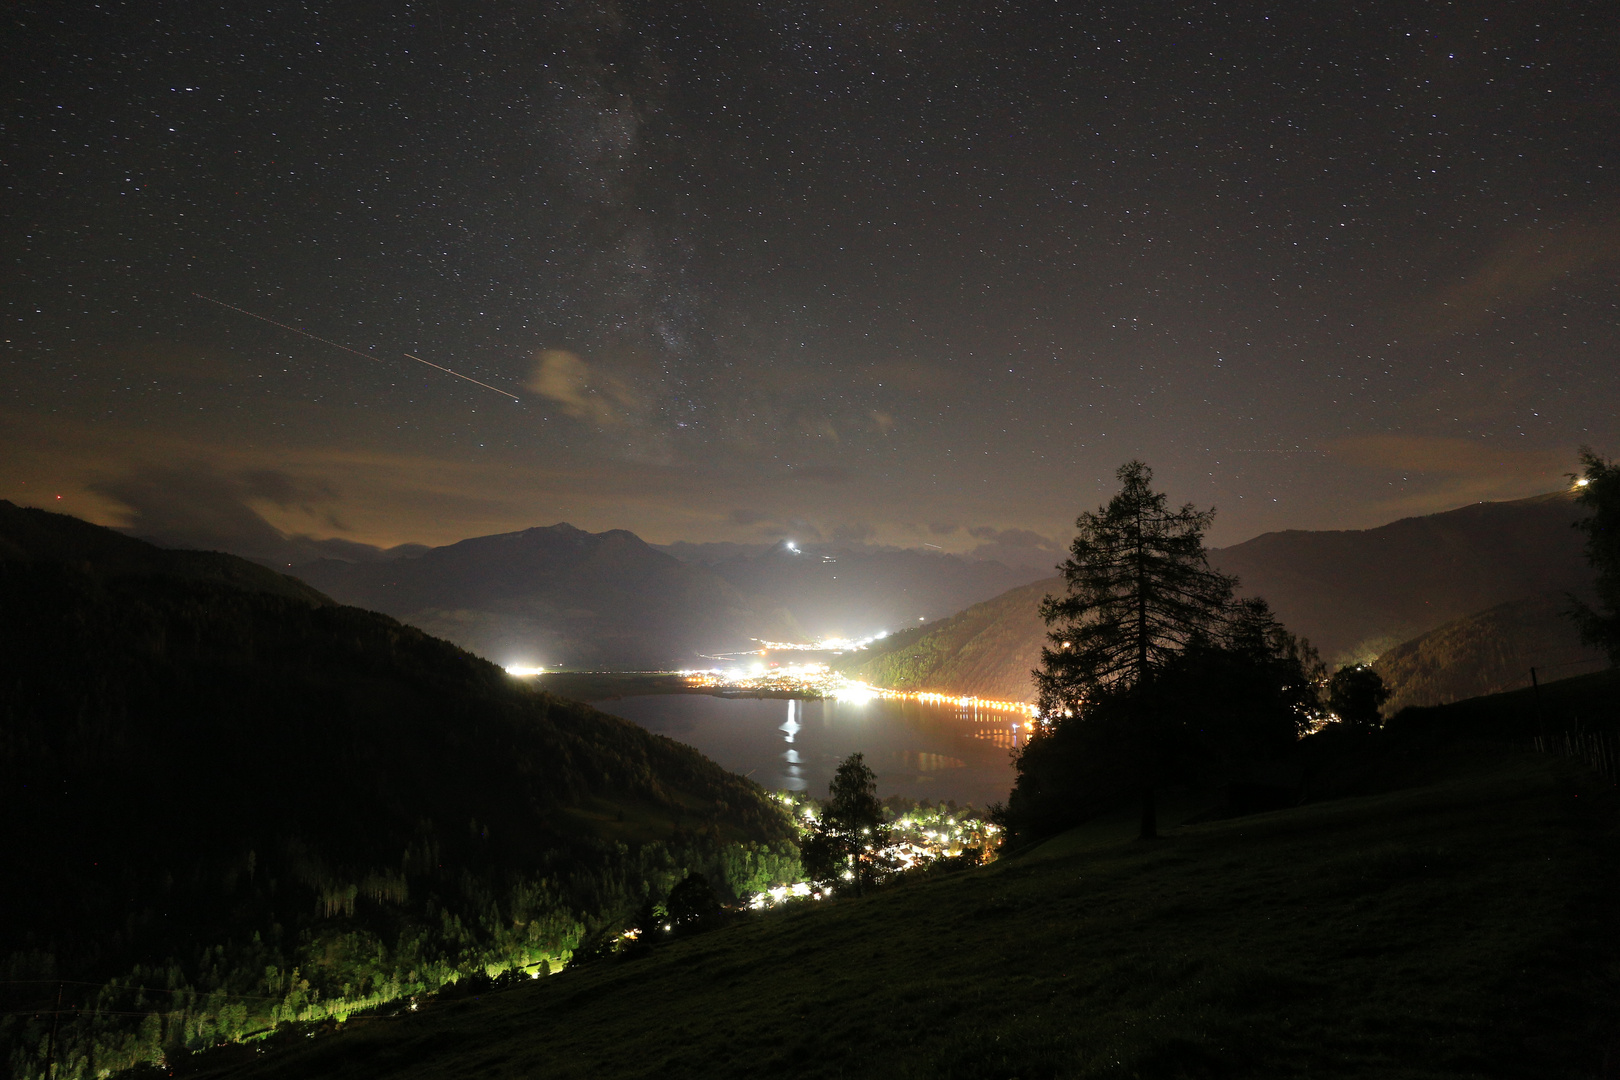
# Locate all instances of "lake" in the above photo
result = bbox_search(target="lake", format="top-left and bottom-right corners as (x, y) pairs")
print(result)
(592, 693), (1030, 807)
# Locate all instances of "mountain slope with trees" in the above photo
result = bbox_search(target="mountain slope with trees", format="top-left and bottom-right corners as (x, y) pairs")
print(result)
(836, 577), (1056, 702)
(1371, 592), (1606, 714)
(0, 504), (797, 1080)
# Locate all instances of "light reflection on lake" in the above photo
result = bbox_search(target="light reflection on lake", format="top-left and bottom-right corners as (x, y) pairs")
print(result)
(592, 693), (1028, 807)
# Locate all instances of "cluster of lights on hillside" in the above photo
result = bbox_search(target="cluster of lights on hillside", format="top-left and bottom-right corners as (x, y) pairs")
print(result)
(744, 796), (1002, 910)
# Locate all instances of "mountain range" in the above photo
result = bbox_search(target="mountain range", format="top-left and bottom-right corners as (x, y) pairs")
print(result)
(295, 528), (1043, 669)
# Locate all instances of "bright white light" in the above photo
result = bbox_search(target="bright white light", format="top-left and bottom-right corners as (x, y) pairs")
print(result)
(504, 665), (545, 677)
(1576, 478), (1591, 487)
(834, 681), (877, 704)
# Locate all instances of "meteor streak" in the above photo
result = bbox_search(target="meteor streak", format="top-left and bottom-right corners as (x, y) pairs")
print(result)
(194, 293), (520, 400)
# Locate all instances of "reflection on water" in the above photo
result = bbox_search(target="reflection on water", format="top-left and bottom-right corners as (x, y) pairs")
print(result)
(593, 693), (1029, 807)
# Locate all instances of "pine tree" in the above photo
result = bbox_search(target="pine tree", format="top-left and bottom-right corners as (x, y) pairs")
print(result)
(1036, 461), (1235, 838)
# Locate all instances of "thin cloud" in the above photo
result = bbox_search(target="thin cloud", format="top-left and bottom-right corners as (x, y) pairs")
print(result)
(525, 349), (642, 425)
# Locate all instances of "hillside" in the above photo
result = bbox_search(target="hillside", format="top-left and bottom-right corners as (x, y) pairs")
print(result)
(1209, 490), (1588, 663)
(839, 577), (1056, 702)
(0, 498), (330, 605)
(294, 523), (792, 670)
(0, 507), (797, 1080)
(1373, 592), (1608, 714)
(183, 745), (1620, 1079)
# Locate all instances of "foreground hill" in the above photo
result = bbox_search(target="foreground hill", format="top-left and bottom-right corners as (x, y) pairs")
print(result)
(186, 738), (1620, 1078)
(845, 490), (1591, 703)
(0, 505), (796, 1080)
(1373, 592), (1607, 714)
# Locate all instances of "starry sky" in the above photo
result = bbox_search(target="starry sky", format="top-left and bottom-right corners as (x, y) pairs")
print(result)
(4, 0), (1617, 558)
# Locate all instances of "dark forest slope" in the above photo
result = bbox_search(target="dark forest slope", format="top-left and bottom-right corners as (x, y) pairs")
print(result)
(0, 507), (796, 1080)
(1373, 592), (1607, 714)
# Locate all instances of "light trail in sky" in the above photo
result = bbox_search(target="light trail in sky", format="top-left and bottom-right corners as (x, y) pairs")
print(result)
(194, 293), (520, 400)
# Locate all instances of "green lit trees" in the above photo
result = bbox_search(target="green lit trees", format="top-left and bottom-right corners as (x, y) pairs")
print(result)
(801, 753), (895, 895)
(1569, 447), (1620, 665)
(1034, 461), (1237, 839)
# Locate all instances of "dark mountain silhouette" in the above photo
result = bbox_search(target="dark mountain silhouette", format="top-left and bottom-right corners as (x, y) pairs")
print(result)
(844, 490), (1594, 703)
(295, 523), (794, 669)
(0, 498), (331, 604)
(0, 504), (796, 1078)
(295, 527), (1040, 669)
(1209, 491), (1588, 663)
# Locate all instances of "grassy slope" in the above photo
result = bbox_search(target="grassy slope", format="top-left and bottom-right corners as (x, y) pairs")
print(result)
(1373, 592), (1607, 713)
(840, 576), (1056, 702)
(192, 749), (1619, 1080)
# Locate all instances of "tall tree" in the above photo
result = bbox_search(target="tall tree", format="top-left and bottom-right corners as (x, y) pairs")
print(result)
(1569, 447), (1620, 665)
(801, 753), (894, 895)
(1327, 664), (1391, 728)
(1036, 461), (1236, 839)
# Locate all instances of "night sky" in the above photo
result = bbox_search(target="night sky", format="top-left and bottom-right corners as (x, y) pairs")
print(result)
(4, 0), (1617, 558)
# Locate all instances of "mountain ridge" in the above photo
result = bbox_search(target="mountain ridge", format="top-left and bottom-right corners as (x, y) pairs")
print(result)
(296, 524), (1043, 669)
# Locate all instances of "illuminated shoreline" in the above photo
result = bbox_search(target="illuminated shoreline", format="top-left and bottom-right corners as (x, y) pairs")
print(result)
(679, 666), (1039, 720)
(505, 662), (1039, 722)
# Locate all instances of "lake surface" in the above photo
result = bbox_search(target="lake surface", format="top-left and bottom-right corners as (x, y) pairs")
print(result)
(592, 693), (1029, 807)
